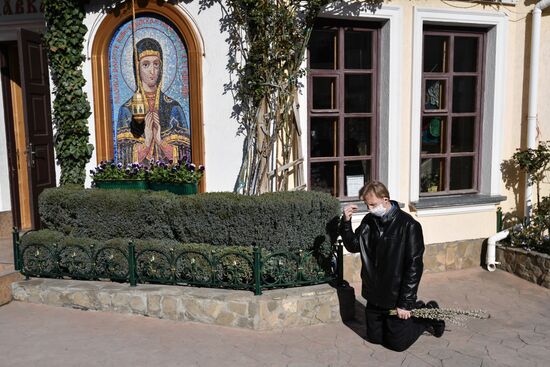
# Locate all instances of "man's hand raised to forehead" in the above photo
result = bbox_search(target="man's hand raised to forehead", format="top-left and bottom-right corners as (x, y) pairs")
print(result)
(342, 204), (358, 222)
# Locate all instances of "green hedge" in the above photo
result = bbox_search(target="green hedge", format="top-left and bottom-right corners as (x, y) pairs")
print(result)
(39, 187), (340, 253)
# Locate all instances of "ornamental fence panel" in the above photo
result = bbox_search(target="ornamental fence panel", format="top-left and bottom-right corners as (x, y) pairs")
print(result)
(13, 228), (345, 295)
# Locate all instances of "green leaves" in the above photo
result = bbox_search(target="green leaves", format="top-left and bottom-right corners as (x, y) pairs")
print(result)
(507, 142), (550, 253)
(512, 142), (550, 184)
(44, 0), (92, 186)
(512, 141), (550, 207)
(39, 187), (340, 253)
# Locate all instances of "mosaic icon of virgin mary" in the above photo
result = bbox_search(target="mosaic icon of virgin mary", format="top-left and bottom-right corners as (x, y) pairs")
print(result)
(116, 38), (190, 165)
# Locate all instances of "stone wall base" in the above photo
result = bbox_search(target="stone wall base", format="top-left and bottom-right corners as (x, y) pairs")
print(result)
(496, 246), (550, 288)
(0, 211), (12, 239)
(343, 238), (484, 283)
(0, 269), (22, 306)
(12, 279), (345, 330)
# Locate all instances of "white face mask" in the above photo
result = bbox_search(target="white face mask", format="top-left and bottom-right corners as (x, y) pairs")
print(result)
(369, 204), (387, 217)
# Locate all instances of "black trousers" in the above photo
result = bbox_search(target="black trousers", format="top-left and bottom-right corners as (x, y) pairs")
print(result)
(365, 302), (428, 352)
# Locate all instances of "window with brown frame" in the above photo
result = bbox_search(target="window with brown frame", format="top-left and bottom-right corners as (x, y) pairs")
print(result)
(420, 27), (485, 196)
(307, 20), (379, 199)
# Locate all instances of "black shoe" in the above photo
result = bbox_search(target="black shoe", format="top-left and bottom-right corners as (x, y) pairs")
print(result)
(426, 300), (445, 337)
(430, 320), (445, 337)
(414, 300), (426, 309)
(426, 300), (439, 309)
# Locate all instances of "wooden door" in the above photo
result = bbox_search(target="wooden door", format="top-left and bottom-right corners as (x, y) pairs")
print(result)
(0, 43), (22, 229)
(18, 29), (56, 229)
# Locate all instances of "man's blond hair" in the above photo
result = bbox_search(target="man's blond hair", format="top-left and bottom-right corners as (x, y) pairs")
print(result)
(359, 181), (390, 200)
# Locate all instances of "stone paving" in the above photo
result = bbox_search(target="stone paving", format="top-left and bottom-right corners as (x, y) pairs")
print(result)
(1, 267), (549, 366)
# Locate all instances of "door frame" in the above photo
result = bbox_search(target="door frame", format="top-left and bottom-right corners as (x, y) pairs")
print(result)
(0, 41), (22, 229)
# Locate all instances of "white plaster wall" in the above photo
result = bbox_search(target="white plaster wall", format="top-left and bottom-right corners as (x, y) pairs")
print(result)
(82, 1), (241, 192)
(0, 23), (14, 212)
(537, 10), (550, 199)
(416, 211), (498, 244)
(500, 10), (530, 215)
(187, 3), (243, 193)
(538, 8), (550, 142)
(82, 10), (97, 190)
(0, 79), (11, 211)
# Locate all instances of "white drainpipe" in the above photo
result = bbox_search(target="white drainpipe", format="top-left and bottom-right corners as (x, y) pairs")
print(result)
(486, 229), (509, 272)
(525, 0), (550, 219)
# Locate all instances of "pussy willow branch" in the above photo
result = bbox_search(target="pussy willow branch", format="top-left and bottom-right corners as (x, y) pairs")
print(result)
(388, 307), (490, 326)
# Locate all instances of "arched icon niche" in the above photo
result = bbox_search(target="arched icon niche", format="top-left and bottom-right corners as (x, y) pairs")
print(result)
(91, 2), (204, 177)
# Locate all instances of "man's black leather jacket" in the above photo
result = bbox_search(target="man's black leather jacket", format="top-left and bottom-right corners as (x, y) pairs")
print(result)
(339, 201), (424, 310)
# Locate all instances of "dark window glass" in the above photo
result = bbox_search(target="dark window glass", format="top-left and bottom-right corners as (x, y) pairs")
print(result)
(310, 162), (338, 196)
(345, 31), (372, 69)
(344, 117), (371, 156)
(450, 156), (474, 190)
(451, 117), (475, 152)
(345, 74), (371, 113)
(452, 76), (476, 113)
(454, 37), (478, 72)
(423, 35), (449, 73)
(310, 117), (338, 157)
(310, 30), (337, 69)
(420, 158), (444, 193)
(312, 77), (337, 110)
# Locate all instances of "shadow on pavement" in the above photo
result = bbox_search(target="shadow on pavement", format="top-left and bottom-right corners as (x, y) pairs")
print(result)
(333, 281), (367, 340)
(342, 299), (367, 340)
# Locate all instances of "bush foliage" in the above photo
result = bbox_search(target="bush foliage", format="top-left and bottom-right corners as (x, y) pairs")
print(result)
(508, 195), (550, 255)
(502, 141), (550, 255)
(39, 187), (340, 253)
(44, 0), (93, 185)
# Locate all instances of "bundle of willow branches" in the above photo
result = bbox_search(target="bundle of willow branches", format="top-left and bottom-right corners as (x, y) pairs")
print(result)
(389, 307), (490, 326)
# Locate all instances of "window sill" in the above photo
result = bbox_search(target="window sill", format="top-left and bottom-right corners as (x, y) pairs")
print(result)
(410, 194), (506, 217)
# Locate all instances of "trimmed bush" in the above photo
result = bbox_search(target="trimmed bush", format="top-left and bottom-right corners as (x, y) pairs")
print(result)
(39, 187), (340, 253)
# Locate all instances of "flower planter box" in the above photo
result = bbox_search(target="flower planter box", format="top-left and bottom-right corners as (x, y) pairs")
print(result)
(94, 180), (148, 190)
(149, 182), (198, 195)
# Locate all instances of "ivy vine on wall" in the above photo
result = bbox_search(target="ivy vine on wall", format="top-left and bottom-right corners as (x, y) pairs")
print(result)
(43, 0), (93, 186)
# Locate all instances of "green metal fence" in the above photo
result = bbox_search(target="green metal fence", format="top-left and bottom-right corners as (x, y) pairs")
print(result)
(496, 207), (503, 232)
(13, 228), (344, 295)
